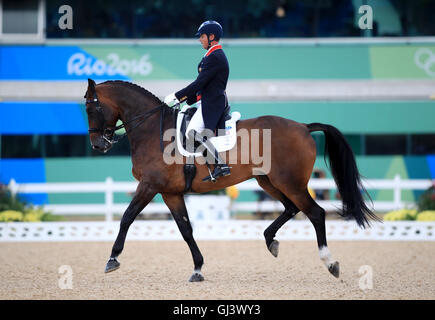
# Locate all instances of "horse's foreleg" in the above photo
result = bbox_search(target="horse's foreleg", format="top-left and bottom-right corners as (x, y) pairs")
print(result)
(105, 182), (156, 273)
(256, 176), (299, 257)
(162, 193), (204, 282)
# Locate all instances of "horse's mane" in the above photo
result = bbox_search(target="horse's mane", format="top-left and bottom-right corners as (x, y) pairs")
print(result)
(99, 80), (177, 116)
(100, 80), (163, 105)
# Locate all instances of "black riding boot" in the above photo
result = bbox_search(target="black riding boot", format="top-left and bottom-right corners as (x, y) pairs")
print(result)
(187, 130), (231, 181)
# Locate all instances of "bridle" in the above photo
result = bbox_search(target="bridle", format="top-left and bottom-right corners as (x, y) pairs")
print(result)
(85, 90), (167, 152)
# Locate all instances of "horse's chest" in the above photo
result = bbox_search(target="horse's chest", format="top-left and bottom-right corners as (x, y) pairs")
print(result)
(132, 167), (141, 181)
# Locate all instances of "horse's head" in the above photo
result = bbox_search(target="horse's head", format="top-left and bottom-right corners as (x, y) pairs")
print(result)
(84, 79), (121, 153)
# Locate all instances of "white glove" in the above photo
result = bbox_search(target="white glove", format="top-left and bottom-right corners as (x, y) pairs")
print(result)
(164, 92), (179, 107)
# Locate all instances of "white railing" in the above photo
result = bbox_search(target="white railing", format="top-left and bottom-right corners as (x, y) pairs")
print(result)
(6, 175), (434, 221)
(1, 220), (435, 242)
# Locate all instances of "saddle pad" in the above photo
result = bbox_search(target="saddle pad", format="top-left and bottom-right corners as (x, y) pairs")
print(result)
(176, 104), (241, 157)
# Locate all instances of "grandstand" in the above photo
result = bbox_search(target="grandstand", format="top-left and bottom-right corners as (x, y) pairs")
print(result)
(1, 0), (435, 212)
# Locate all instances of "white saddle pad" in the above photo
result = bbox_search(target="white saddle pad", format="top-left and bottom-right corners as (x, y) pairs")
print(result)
(176, 104), (241, 157)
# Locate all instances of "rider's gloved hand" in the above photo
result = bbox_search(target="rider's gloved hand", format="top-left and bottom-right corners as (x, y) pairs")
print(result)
(164, 92), (179, 107)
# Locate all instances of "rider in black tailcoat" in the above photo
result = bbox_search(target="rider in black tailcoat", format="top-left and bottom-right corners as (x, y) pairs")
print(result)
(164, 20), (231, 181)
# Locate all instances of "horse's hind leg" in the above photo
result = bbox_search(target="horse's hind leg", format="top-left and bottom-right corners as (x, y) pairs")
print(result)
(162, 193), (204, 282)
(287, 190), (339, 278)
(264, 124), (338, 277)
(255, 176), (299, 257)
(268, 173), (340, 277)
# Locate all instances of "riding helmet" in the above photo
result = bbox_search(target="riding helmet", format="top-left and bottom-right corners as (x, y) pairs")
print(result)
(195, 20), (223, 40)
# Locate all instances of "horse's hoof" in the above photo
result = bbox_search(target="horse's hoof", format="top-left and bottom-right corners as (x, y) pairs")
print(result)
(268, 240), (279, 258)
(189, 271), (204, 282)
(328, 261), (340, 278)
(105, 258), (120, 273)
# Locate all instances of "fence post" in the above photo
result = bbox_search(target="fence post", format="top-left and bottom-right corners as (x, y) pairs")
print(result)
(105, 177), (114, 222)
(393, 174), (401, 210)
(8, 179), (18, 199)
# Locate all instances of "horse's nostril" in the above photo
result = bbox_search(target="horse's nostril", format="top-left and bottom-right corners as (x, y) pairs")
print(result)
(92, 145), (100, 150)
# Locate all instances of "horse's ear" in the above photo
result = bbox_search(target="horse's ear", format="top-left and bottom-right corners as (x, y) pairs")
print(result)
(85, 78), (96, 98)
(88, 78), (96, 91)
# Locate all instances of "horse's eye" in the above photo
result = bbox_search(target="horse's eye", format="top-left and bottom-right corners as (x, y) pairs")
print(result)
(104, 128), (114, 135)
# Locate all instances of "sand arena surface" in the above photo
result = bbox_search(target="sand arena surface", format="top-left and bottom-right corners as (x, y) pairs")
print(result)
(0, 240), (434, 300)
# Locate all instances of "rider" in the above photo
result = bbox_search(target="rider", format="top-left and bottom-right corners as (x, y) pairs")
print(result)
(164, 20), (231, 181)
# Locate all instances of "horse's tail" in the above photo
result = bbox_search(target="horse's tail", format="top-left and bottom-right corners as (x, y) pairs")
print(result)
(307, 123), (380, 228)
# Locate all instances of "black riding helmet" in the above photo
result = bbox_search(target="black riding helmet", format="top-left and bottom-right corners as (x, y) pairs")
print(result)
(195, 20), (223, 45)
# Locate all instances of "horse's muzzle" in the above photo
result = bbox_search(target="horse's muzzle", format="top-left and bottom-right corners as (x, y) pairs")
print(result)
(91, 137), (113, 153)
(92, 144), (111, 154)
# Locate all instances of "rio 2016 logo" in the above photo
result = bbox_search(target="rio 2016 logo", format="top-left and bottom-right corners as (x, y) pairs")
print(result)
(67, 52), (153, 77)
(414, 48), (435, 77)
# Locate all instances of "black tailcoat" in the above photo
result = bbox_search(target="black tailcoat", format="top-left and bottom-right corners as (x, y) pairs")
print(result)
(175, 46), (229, 132)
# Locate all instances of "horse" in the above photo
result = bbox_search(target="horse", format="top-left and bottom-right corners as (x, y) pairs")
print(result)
(84, 78), (379, 282)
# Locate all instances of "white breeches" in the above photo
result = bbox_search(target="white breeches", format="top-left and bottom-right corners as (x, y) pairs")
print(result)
(185, 101), (205, 138)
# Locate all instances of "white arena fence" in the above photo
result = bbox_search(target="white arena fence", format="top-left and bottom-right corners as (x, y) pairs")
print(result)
(0, 220), (434, 242)
(7, 175), (434, 221)
(3, 175), (435, 242)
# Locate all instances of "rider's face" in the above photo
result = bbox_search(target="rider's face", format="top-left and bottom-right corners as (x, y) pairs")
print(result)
(199, 34), (208, 49)
(199, 33), (216, 49)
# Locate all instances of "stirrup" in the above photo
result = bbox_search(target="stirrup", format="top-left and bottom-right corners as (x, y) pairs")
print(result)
(202, 164), (231, 182)
(202, 165), (217, 183)
(214, 165), (231, 179)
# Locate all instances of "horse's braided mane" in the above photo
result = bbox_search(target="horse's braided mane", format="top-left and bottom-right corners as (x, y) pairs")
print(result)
(100, 80), (163, 105)
(99, 80), (178, 116)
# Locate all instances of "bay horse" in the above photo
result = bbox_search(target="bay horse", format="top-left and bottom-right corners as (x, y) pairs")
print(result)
(84, 78), (379, 281)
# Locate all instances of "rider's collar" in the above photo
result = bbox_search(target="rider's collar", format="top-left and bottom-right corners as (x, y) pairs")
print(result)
(204, 44), (222, 57)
